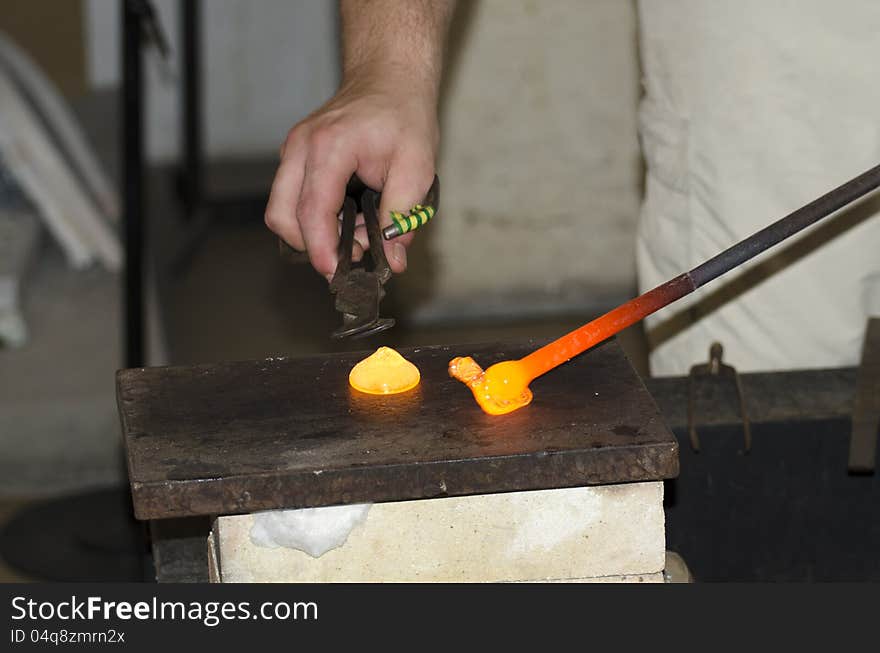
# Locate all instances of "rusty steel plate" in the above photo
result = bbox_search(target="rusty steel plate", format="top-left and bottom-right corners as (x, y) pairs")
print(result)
(117, 339), (678, 520)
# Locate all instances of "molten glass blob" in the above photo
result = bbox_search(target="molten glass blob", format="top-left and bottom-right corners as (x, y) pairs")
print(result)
(448, 356), (533, 416)
(349, 347), (421, 395)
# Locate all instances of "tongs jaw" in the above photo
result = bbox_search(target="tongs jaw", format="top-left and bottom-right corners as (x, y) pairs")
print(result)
(329, 181), (395, 340)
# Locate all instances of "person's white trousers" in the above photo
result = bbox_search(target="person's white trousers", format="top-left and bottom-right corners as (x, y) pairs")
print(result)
(636, 0), (880, 376)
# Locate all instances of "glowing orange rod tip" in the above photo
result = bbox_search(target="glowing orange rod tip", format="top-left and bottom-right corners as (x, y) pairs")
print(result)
(349, 347), (421, 395)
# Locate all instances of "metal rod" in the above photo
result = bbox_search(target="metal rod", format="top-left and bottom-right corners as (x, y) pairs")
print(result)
(122, 0), (145, 368)
(180, 0), (202, 216)
(521, 162), (880, 380)
(689, 163), (880, 287)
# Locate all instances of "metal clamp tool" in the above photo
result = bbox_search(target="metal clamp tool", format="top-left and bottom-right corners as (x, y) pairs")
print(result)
(329, 174), (440, 339)
(278, 175), (440, 339)
(329, 178), (395, 339)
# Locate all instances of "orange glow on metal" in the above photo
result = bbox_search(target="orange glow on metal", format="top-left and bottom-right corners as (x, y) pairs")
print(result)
(449, 275), (693, 415)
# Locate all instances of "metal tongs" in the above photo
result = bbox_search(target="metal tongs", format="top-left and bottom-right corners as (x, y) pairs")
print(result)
(329, 178), (395, 339)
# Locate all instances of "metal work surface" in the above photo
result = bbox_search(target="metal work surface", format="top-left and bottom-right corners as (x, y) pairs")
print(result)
(145, 364), (870, 582)
(117, 339), (678, 520)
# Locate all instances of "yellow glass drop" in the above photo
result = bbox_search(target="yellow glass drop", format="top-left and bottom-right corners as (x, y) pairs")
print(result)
(349, 347), (421, 395)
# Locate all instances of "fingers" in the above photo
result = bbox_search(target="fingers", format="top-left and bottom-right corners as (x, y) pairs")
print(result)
(264, 145), (307, 250)
(296, 136), (358, 279)
(267, 126), (362, 280)
(351, 239), (364, 263)
(352, 223), (370, 254)
(378, 151), (436, 273)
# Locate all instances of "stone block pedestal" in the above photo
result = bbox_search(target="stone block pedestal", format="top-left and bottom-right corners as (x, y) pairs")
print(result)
(210, 481), (666, 583)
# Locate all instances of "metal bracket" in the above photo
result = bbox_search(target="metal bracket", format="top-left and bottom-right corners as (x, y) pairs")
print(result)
(128, 0), (171, 59)
(848, 317), (880, 474)
(687, 342), (752, 453)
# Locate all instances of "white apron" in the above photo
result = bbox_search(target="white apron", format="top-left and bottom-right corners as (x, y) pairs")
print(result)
(636, 0), (880, 375)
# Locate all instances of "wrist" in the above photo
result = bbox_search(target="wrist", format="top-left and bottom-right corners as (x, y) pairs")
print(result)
(341, 58), (441, 101)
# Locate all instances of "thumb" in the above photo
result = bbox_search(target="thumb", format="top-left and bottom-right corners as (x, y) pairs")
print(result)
(378, 153), (436, 273)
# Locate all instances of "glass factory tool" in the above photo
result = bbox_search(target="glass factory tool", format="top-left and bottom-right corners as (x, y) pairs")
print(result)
(278, 175), (440, 339)
(329, 177), (395, 339)
(451, 162), (880, 415)
(330, 175), (440, 340)
(329, 175), (440, 339)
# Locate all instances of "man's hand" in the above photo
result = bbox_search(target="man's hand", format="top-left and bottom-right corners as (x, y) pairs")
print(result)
(265, 68), (438, 279)
(265, 0), (455, 281)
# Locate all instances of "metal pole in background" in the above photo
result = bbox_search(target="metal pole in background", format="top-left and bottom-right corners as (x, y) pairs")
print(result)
(180, 0), (202, 217)
(122, 0), (145, 368)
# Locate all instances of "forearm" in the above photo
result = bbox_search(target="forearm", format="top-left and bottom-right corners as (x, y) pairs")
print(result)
(340, 0), (456, 97)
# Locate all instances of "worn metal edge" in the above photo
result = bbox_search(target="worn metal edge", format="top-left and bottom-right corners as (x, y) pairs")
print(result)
(130, 440), (679, 520)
